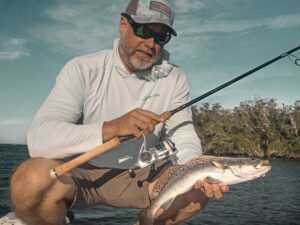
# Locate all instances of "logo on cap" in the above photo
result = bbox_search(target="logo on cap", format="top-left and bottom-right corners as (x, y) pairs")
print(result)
(150, 1), (171, 19)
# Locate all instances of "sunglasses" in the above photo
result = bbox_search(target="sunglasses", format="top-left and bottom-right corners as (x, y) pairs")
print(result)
(121, 13), (172, 45)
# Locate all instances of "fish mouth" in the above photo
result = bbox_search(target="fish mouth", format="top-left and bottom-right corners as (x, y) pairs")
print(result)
(255, 160), (270, 169)
(232, 160), (271, 180)
(251, 165), (271, 179)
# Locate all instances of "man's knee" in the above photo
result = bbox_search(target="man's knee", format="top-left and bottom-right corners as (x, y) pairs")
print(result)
(9, 158), (64, 211)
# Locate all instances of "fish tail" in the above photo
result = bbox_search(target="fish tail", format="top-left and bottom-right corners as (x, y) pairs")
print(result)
(138, 208), (154, 225)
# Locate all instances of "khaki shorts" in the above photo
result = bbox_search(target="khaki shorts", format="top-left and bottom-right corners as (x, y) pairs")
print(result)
(64, 160), (171, 210)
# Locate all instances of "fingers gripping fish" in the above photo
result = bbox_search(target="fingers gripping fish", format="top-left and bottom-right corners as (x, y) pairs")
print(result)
(138, 156), (271, 225)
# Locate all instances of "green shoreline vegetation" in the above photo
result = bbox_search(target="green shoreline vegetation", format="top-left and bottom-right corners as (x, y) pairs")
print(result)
(2, 98), (299, 160)
(192, 98), (300, 159)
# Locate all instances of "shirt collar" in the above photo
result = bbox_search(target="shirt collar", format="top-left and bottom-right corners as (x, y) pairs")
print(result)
(113, 38), (133, 78)
(112, 38), (170, 80)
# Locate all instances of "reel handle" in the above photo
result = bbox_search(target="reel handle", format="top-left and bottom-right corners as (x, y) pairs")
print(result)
(160, 111), (171, 120)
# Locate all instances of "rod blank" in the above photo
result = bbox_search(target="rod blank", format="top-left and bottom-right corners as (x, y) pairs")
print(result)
(170, 46), (300, 115)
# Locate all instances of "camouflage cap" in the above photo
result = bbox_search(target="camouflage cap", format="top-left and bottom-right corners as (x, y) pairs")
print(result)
(124, 0), (177, 36)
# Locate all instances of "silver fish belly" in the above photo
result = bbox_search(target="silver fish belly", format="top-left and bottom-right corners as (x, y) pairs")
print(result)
(138, 156), (271, 225)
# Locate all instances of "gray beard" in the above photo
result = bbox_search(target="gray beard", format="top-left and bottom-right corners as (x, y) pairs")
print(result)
(119, 39), (161, 72)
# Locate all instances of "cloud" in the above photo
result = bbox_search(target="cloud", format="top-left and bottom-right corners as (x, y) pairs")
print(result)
(267, 14), (300, 29)
(0, 118), (30, 126)
(0, 50), (30, 60)
(178, 13), (300, 35)
(173, 0), (205, 14)
(29, 0), (300, 59)
(167, 11), (300, 65)
(0, 38), (30, 61)
(31, 0), (127, 55)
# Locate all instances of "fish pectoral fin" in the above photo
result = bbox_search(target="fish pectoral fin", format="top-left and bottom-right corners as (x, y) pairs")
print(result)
(204, 176), (222, 184)
(161, 198), (175, 210)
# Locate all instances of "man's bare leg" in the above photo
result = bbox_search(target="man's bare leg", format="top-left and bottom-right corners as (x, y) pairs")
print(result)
(9, 158), (76, 225)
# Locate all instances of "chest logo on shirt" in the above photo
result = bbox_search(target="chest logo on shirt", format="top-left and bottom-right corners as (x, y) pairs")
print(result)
(143, 93), (160, 102)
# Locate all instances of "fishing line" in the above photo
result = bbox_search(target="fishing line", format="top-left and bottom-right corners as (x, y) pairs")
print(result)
(159, 45), (300, 140)
(288, 53), (300, 67)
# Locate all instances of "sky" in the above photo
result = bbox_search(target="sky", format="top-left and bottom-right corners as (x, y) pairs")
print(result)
(0, 0), (299, 144)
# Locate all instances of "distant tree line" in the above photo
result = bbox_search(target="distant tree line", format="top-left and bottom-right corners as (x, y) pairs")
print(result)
(192, 98), (300, 159)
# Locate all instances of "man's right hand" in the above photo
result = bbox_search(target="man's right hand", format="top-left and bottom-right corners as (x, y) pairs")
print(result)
(102, 108), (165, 142)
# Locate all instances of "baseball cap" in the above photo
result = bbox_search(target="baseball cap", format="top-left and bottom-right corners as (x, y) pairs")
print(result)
(124, 0), (177, 36)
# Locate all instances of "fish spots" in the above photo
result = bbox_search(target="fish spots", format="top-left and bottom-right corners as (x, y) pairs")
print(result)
(140, 156), (271, 224)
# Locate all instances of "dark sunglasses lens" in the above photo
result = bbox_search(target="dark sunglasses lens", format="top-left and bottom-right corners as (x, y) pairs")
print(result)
(135, 26), (152, 39)
(154, 33), (170, 45)
(134, 26), (170, 45)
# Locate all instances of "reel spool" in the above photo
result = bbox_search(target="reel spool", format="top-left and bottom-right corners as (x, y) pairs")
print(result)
(88, 133), (177, 173)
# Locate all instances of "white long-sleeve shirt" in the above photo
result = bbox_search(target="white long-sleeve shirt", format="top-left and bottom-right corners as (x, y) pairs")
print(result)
(28, 39), (201, 165)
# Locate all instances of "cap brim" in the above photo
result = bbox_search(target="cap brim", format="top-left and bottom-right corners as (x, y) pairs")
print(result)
(131, 16), (177, 36)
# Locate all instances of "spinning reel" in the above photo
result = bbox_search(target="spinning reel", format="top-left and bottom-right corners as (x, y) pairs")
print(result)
(128, 131), (177, 177)
(88, 125), (177, 176)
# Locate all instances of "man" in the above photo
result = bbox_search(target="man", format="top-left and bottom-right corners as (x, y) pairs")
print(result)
(9, 0), (228, 224)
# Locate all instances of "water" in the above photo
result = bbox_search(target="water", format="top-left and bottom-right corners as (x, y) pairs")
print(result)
(1, 144), (300, 225)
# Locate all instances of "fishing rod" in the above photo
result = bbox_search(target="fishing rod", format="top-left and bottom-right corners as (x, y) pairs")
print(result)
(50, 45), (300, 178)
(168, 45), (300, 116)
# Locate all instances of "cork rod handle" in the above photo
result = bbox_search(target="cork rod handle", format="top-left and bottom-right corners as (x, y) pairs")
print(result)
(50, 137), (120, 178)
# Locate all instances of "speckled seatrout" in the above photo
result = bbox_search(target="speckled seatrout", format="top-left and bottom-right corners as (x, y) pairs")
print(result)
(138, 156), (271, 225)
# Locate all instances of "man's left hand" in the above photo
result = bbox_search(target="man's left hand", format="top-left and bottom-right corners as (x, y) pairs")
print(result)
(194, 180), (229, 198)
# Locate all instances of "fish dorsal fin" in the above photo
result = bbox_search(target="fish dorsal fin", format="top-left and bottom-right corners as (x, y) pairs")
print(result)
(204, 176), (222, 184)
(212, 160), (225, 170)
(161, 198), (174, 210)
(212, 160), (236, 175)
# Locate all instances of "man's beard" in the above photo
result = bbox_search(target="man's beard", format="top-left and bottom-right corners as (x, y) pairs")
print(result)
(119, 38), (161, 72)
